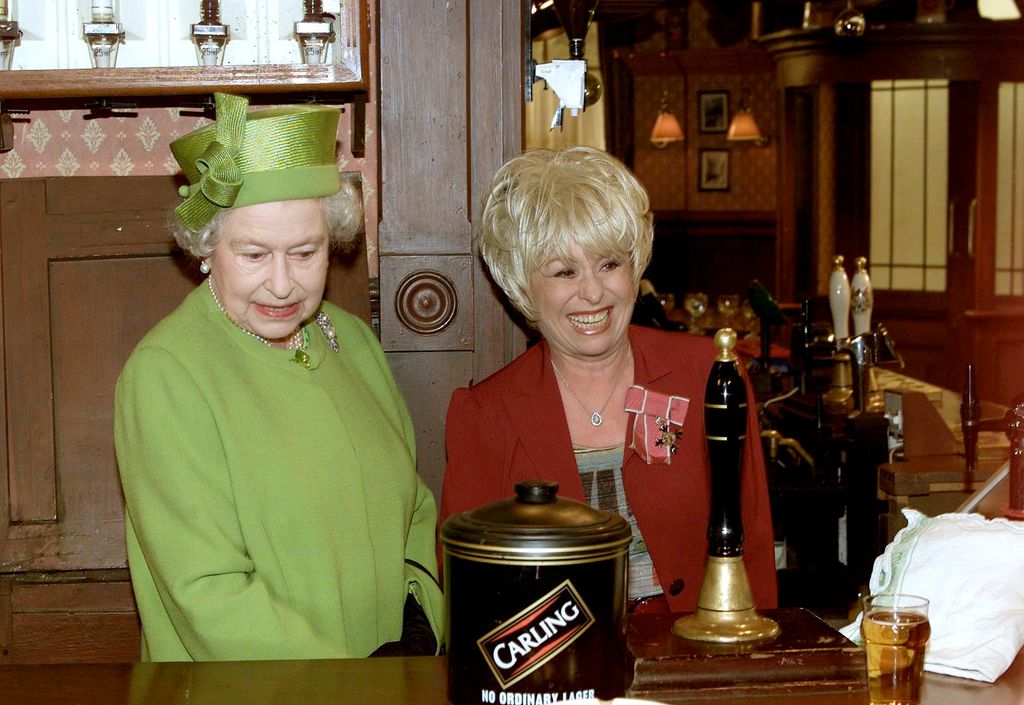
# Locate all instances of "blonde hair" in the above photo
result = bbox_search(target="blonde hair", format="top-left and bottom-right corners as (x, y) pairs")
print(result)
(478, 146), (653, 324)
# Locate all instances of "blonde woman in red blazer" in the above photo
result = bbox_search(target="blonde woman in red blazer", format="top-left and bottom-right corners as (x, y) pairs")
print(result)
(440, 146), (777, 613)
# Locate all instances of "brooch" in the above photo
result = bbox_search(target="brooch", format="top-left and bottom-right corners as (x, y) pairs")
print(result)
(653, 416), (681, 455)
(624, 385), (689, 465)
(316, 311), (339, 353)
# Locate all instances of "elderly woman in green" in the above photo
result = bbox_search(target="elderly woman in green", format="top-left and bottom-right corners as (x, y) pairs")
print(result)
(114, 93), (442, 661)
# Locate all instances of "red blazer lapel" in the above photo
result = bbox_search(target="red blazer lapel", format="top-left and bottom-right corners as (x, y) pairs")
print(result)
(499, 341), (587, 502)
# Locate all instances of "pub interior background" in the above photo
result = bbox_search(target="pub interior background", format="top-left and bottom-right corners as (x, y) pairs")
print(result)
(0, 0), (1021, 664)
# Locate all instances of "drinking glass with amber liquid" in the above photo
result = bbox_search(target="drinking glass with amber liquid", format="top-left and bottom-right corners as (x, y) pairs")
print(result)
(860, 594), (931, 705)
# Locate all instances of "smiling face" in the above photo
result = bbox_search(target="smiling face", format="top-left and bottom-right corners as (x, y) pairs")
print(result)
(207, 198), (330, 347)
(529, 238), (637, 362)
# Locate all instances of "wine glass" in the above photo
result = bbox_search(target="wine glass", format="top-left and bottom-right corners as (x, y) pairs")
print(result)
(834, 0), (866, 37)
(659, 292), (676, 313)
(716, 294), (741, 328)
(683, 292), (709, 334)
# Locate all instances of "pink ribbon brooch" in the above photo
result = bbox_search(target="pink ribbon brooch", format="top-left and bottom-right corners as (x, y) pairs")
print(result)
(624, 384), (690, 465)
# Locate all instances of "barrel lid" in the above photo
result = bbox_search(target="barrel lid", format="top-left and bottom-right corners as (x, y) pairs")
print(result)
(441, 480), (631, 553)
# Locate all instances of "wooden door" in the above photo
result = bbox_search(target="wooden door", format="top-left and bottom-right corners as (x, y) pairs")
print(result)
(378, 1), (525, 500)
(0, 177), (190, 574)
(0, 176), (187, 661)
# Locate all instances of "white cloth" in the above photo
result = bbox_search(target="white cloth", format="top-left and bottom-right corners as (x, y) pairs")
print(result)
(840, 508), (1024, 682)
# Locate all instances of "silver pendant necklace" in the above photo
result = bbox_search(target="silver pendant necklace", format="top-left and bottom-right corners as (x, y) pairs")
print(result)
(550, 352), (630, 427)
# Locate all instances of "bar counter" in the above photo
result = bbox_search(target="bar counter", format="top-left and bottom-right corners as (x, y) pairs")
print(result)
(3, 650), (1023, 705)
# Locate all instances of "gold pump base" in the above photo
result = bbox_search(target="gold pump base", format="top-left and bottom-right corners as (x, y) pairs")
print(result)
(672, 556), (780, 643)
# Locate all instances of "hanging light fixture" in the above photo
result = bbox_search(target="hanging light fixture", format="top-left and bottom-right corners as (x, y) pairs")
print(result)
(727, 91), (769, 146)
(650, 90), (684, 149)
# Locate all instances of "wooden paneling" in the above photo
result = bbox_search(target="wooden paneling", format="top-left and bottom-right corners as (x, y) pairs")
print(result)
(0, 183), (46, 524)
(762, 24), (1024, 88)
(622, 48), (774, 75)
(387, 351), (475, 498)
(0, 178), (193, 572)
(0, 577), (11, 661)
(647, 210), (777, 301)
(1, 572), (139, 664)
(378, 0), (524, 499)
(963, 310), (1024, 407)
(470, 0), (530, 381)
(379, 255), (474, 352)
(378, 2), (471, 251)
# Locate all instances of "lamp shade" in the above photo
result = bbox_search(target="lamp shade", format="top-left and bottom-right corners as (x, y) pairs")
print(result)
(726, 110), (763, 142)
(650, 111), (684, 149)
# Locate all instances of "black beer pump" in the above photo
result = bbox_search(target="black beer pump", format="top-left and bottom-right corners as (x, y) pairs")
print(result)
(673, 328), (780, 643)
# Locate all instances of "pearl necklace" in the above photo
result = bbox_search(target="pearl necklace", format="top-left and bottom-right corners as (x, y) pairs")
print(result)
(207, 277), (304, 350)
(550, 350), (632, 427)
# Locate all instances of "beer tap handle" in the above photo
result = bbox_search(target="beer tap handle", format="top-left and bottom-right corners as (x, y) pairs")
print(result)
(1004, 395), (1024, 520)
(851, 257), (874, 337)
(874, 323), (905, 368)
(790, 298), (813, 394)
(829, 255), (851, 343)
(672, 328), (779, 642)
(747, 279), (785, 371)
(704, 328), (747, 558)
(961, 363), (980, 473)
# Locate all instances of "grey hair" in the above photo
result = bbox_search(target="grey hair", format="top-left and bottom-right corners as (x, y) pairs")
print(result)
(478, 146), (653, 324)
(171, 177), (364, 259)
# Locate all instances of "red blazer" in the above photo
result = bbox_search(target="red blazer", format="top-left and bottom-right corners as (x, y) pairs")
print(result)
(440, 325), (778, 612)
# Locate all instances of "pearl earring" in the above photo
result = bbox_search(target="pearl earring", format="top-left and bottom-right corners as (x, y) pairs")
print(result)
(200, 260), (211, 274)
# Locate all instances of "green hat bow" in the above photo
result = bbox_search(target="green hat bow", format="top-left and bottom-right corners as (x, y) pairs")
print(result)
(176, 93), (246, 224)
(171, 92), (342, 232)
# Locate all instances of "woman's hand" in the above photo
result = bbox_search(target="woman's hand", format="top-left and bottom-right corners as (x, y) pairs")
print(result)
(369, 593), (438, 657)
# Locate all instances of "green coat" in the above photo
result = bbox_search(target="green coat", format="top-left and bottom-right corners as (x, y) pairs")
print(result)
(115, 283), (443, 661)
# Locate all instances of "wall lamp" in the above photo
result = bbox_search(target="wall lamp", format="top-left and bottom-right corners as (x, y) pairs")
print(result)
(650, 90), (684, 149)
(727, 91), (770, 147)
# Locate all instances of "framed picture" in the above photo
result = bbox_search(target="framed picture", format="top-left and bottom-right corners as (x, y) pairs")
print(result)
(698, 91), (729, 133)
(699, 149), (730, 191)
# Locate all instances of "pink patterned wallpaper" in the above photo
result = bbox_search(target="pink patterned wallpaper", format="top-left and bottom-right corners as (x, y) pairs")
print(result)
(4, 109), (219, 178)
(627, 4), (778, 213)
(0, 105), (376, 270)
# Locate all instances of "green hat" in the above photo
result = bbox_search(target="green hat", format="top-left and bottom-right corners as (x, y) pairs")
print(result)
(170, 92), (342, 231)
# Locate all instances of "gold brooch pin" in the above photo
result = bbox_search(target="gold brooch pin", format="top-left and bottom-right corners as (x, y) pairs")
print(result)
(653, 416), (680, 454)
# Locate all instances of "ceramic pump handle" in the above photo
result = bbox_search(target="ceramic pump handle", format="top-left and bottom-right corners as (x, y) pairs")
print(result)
(829, 255), (851, 341)
(851, 256), (874, 337)
(704, 328), (747, 558)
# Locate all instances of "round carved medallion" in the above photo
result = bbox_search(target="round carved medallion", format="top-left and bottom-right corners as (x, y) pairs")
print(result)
(395, 270), (458, 334)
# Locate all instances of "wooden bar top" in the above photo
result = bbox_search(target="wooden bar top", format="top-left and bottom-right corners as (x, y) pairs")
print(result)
(3, 650), (1023, 705)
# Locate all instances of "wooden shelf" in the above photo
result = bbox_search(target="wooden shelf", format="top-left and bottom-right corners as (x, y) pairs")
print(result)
(619, 47), (774, 76)
(0, 63), (366, 102)
(760, 21), (1024, 86)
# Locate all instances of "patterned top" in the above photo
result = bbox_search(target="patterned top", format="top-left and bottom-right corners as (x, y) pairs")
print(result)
(574, 444), (664, 601)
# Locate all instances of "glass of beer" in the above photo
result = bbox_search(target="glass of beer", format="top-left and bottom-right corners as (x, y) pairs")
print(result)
(860, 593), (931, 705)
